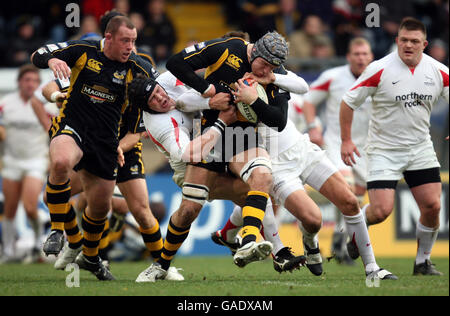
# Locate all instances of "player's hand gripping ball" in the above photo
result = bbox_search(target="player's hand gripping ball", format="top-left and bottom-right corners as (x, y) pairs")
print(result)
(235, 79), (268, 124)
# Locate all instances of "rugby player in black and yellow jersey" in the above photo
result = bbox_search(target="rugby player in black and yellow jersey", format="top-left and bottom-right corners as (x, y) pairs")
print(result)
(157, 31), (290, 272)
(31, 16), (158, 280)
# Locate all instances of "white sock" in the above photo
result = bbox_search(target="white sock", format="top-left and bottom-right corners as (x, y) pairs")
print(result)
(361, 203), (370, 227)
(28, 216), (43, 249)
(334, 208), (346, 233)
(1, 218), (16, 257)
(224, 205), (244, 242)
(344, 211), (379, 273)
(262, 200), (284, 255)
(298, 221), (319, 250)
(415, 222), (438, 264)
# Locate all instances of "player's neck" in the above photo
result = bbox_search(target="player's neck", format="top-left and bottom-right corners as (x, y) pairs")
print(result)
(19, 91), (31, 103)
(400, 52), (423, 69)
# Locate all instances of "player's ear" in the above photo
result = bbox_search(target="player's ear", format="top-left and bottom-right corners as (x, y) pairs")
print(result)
(105, 32), (113, 41)
(423, 40), (428, 50)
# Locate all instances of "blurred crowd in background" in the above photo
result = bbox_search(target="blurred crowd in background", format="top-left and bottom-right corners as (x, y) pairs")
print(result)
(0, 0), (448, 69)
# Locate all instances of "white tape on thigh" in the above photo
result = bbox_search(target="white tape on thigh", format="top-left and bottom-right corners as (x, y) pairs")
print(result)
(239, 157), (272, 183)
(182, 183), (210, 206)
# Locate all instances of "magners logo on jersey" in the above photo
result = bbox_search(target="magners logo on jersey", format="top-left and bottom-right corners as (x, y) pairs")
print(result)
(86, 59), (103, 73)
(226, 54), (243, 70)
(81, 84), (116, 103)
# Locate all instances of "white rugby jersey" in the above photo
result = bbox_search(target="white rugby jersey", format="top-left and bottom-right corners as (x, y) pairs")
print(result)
(0, 92), (49, 160)
(304, 64), (371, 148)
(143, 72), (197, 173)
(343, 52), (449, 150)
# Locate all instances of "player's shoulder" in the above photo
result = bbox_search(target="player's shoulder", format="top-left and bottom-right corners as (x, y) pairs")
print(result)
(423, 53), (449, 73)
(0, 92), (19, 105)
(129, 52), (160, 79)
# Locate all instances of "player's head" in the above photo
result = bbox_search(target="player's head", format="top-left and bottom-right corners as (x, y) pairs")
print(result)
(104, 15), (136, 63)
(100, 10), (125, 35)
(346, 37), (373, 77)
(250, 31), (289, 77)
(396, 17), (428, 67)
(128, 75), (175, 114)
(17, 64), (40, 99)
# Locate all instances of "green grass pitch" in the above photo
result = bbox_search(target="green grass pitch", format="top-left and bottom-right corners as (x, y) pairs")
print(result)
(0, 257), (448, 296)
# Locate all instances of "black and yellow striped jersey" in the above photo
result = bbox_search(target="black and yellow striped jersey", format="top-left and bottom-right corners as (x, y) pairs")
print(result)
(40, 39), (158, 142)
(166, 37), (290, 130)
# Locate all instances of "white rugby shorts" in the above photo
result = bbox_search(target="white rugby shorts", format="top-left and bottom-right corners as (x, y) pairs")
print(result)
(1, 155), (48, 182)
(366, 139), (440, 183)
(271, 137), (337, 205)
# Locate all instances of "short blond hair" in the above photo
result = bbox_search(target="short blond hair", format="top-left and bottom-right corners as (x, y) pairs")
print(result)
(348, 37), (372, 53)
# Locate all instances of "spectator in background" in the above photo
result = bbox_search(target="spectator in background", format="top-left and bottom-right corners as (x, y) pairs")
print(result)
(289, 15), (329, 59)
(312, 35), (335, 59)
(141, 0), (176, 66)
(114, 0), (130, 16)
(297, 0), (334, 26)
(7, 18), (43, 67)
(240, 0), (279, 41)
(428, 39), (448, 66)
(332, 0), (364, 56)
(130, 12), (146, 49)
(70, 15), (101, 41)
(277, 0), (301, 37)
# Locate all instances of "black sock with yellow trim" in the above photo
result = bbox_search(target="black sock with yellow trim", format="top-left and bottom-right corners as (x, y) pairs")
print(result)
(64, 203), (83, 249)
(241, 191), (268, 246)
(81, 211), (106, 263)
(98, 220), (111, 261)
(139, 221), (164, 261)
(159, 217), (190, 270)
(46, 179), (71, 232)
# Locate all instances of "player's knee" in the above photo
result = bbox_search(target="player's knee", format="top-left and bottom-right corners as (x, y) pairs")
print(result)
(422, 199), (441, 220)
(247, 168), (273, 192)
(50, 156), (72, 176)
(370, 203), (392, 224)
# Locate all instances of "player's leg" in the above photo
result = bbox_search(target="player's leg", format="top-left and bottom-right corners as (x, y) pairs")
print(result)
(0, 177), (22, 261)
(405, 168), (443, 276)
(44, 135), (83, 256)
(137, 165), (214, 282)
(117, 179), (163, 261)
(228, 147), (274, 267)
(75, 170), (115, 281)
(318, 171), (396, 279)
(21, 175), (45, 262)
(283, 189), (323, 275)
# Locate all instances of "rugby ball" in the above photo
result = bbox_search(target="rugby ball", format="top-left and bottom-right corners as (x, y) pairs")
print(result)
(236, 81), (268, 124)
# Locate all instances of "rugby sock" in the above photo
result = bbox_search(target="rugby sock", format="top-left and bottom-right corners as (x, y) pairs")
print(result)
(241, 191), (268, 246)
(28, 216), (43, 249)
(98, 220), (110, 261)
(415, 222), (438, 264)
(261, 200), (284, 255)
(139, 222), (164, 260)
(64, 203), (83, 249)
(81, 211), (106, 263)
(361, 203), (370, 227)
(220, 205), (242, 242)
(298, 221), (319, 250)
(159, 217), (190, 270)
(2, 218), (15, 257)
(46, 179), (71, 232)
(344, 211), (379, 273)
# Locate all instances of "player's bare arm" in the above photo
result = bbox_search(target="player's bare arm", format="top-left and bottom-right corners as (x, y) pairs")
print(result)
(340, 100), (360, 166)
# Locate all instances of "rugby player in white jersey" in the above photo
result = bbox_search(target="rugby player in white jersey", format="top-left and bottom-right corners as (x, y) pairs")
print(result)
(340, 18), (449, 276)
(302, 38), (373, 264)
(137, 67), (396, 280)
(0, 65), (47, 263)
